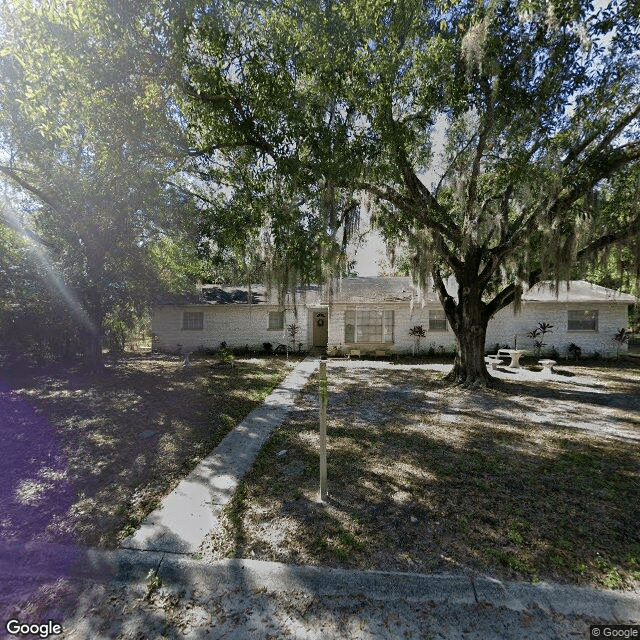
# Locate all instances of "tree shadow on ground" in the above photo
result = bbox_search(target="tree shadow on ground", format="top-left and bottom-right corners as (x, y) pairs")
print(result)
(0, 355), (292, 549)
(222, 364), (640, 590)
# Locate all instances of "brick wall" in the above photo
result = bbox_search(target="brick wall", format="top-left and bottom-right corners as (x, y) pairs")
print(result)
(152, 305), (310, 353)
(326, 300), (628, 356)
(154, 300), (629, 357)
(327, 303), (456, 354)
(487, 301), (630, 357)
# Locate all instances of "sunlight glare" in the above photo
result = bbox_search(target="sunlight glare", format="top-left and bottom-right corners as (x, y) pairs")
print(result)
(1, 196), (97, 334)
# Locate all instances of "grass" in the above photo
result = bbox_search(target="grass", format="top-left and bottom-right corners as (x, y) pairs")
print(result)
(1, 352), (298, 547)
(213, 361), (640, 590)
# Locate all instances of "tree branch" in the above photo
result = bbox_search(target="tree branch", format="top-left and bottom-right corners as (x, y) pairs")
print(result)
(485, 269), (542, 318)
(184, 88), (236, 104)
(353, 180), (460, 252)
(548, 140), (640, 222)
(0, 165), (61, 214)
(466, 77), (494, 220)
(576, 214), (640, 262)
(0, 213), (54, 249)
(563, 103), (640, 169)
(431, 266), (458, 329)
(185, 86), (277, 158)
(379, 90), (460, 242)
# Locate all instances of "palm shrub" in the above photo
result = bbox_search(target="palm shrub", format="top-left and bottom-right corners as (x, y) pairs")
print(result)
(287, 323), (299, 352)
(527, 322), (554, 357)
(567, 343), (582, 361)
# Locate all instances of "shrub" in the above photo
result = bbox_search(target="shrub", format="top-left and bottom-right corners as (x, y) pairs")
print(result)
(263, 342), (273, 354)
(287, 323), (299, 351)
(217, 346), (234, 363)
(567, 343), (582, 361)
(409, 325), (426, 355)
(612, 328), (630, 358)
(527, 321), (553, 357)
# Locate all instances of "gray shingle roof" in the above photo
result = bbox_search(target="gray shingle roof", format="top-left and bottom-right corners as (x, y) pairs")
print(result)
(155, 278), (634, 306)
(329, 276), (458, 303)
(155, 284), (321, 306)
(522, 280), (636, 303)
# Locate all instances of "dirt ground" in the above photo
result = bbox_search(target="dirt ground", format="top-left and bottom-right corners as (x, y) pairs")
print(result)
(0, 354), (297, 548)
(200, 358), (640, 591)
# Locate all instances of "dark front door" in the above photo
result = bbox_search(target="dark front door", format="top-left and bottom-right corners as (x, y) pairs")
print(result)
(313, 311), (328, 347)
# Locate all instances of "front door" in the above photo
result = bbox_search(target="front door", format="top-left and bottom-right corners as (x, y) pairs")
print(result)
(313, 311), (328, 347)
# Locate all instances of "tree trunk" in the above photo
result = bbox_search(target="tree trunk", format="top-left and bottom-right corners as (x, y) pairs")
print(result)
(82, 258), (106, 372)
(442, 281), (493, 387)
(82, 299), (105, 373)
(82, 326), (104, 372)
(446, 317), (491, 386)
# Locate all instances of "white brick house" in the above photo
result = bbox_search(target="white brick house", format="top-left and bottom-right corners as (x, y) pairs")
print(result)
(152, 284), (324, 354)
(152, 279), (635, 357)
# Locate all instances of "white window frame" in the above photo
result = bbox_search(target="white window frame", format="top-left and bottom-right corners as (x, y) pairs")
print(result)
(268, 311), (285, 331)
(344, 309), (394, 344)
(182, 311), (203, 330)
(568, 309), (598, 332)
(428, 309), (448, 332)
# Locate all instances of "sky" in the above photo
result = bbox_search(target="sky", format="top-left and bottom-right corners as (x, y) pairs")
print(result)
(352, 226), (386, 276)
(352, 113), (449, 276)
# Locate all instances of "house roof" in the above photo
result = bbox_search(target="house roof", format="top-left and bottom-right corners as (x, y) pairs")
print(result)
(522, 280), (636, 303)
(329, 276), (458, 303)
(156, 278), (634, 306)
(331, 277), (415, 302)
(156, 284), (321, 306)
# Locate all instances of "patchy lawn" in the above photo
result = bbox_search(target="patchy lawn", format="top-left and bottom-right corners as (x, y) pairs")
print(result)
(203, 359), (640, 590)
(1, 353), (298, 548)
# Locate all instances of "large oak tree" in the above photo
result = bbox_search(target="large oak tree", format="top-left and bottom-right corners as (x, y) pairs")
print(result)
(182, 0), (640, 385)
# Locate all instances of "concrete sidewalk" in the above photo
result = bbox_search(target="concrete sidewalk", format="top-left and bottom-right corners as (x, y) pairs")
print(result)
(121, 356), (319, 554)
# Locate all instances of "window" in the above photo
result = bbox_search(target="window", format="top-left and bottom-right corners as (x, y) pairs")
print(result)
(568, 309), (598, 331)
(268, 311), (285, 330)
(429, 309), (448, 331)
(182, 311), (203, 330)
(344, 309), (394, 343)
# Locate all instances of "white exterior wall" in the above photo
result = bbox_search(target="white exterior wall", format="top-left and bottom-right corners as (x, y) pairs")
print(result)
(152, 305), (310, 353)
(327, 301), (629, 356)
(327, 303), (457, 354)
(488, 301), (630, 357)
(154, 299), (629, 357)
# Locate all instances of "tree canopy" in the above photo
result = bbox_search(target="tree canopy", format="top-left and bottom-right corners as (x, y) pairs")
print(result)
(0, 0), (191, 367)
(1, 0), (638, 379)
(183, 0), (640, 384)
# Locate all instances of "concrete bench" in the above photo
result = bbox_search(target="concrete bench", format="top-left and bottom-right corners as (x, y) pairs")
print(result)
(485, 355), (502, 370)
(497, 348), (527, 368)
(538, 359), (556, 374)
(348, 349), (361, 359)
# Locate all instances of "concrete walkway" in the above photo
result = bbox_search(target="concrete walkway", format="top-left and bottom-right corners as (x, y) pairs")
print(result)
(121, 356), (319, 554)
